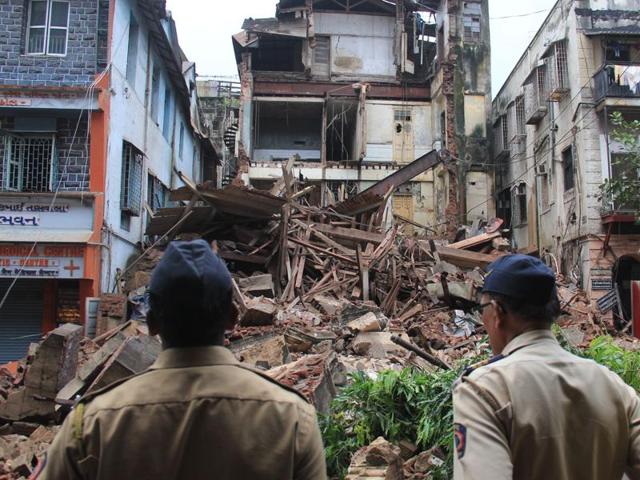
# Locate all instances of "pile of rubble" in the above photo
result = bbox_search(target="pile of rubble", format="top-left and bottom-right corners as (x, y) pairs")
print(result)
(0, 321), (160, 479)
(0, 165), (631, 478)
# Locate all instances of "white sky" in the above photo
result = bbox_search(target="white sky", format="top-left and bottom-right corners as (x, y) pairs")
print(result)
(166, 0), (558, 95)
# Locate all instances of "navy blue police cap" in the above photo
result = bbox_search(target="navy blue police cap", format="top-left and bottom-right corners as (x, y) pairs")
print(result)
(482, 254), (556, 303)
(149, 239), (232, 304)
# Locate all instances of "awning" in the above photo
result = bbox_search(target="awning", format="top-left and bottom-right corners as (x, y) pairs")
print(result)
(0, 230), (93, 243)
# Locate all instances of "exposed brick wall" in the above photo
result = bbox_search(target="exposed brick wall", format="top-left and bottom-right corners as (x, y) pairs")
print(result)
(0, 115), (89, 192)
(0, 0), (107, 87)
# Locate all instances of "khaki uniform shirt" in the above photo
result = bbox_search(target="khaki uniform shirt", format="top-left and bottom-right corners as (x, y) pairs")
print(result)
(37, 346), (327, 480)
(453, 329), (640, 480)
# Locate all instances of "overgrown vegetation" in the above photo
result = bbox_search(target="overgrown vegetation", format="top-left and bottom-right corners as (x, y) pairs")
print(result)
(586, 336), (640, 391)
(320, 367), (463, 479)
(599, 111), (640, 216)
(321, 335), (640, 479)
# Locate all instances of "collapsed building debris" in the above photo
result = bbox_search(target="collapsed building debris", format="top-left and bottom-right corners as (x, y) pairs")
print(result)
(1, 164), (637, 479)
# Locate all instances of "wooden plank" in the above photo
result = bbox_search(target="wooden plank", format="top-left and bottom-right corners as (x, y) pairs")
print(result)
(313, 223), (385, 244)
(219, 251), (269, 265)
(436, 246), (503, 269)
(448, 232), (501, 250)
(288, 237), (358, 265)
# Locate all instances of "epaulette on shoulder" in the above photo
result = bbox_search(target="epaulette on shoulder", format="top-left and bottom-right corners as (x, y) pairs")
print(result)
(461, 354), (505, 379)
(77, 370), (149, 405)
(233, 363), (310, 404)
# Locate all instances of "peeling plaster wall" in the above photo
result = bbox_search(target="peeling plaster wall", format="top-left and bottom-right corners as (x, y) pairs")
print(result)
(492, 0), (640, 285)
(364, 101), (433, 163)
(313, 13), (396, 80)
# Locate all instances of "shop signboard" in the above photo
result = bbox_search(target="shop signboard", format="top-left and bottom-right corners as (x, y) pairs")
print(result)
(0, 196), (93, 231)
(0, 244), (85, 279)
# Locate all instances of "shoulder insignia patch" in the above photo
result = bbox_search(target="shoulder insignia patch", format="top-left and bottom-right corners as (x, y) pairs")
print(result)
(454, 423), (467, 459)
(461, 354), (504, 378)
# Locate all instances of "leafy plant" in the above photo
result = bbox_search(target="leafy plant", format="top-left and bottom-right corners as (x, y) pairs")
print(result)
(320, 367), (463, 479)
(585, 336), (640, 392)
(599, 111), (640, 217)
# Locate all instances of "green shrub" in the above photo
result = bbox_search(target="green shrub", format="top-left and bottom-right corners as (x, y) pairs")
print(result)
(320, 367), (461, 479)
(585, 336), (640, 392)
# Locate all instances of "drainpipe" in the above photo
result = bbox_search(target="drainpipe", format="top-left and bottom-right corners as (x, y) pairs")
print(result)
(139, 31), (153, 244)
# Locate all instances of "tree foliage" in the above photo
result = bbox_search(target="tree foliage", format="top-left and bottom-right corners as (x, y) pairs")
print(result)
(600, 111), (640, 216)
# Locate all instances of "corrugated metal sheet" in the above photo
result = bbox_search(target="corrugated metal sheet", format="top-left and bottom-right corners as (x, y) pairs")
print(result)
(0, 279), (44, 364)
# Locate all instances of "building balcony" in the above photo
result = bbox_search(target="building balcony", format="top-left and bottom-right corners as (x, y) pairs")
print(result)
(594, 64), (640, 103)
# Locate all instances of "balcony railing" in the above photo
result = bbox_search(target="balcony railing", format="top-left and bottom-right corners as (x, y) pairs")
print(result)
(594, 64), (640, 102)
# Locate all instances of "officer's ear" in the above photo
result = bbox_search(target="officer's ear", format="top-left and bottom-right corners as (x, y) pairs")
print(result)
(224, 302), (239, 331)
(492, 300), (509, 327)
(147, 309), (161, 337)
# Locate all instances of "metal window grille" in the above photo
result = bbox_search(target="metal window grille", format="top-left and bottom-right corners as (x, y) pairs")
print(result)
(515, 96), (526, 135)
(494, 116), (509, 155)
(562, 147), (575, 192)
(27, 1), (69, 56)
(147, 174), (168, 212)
(314, 36), (330, 65)
(2, 135), (55, 192)
(463, 2), (481, 43)
(512, 183), (527, 225)
(121, 142), (143, 216)
(555, 41), (568, 90)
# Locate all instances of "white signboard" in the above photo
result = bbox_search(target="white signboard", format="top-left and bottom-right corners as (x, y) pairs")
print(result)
(0, 196), (93, 231)
(0, 244), (85, 279)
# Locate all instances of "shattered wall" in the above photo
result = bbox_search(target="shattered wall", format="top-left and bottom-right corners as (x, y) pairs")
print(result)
(313, 13), (396, 80)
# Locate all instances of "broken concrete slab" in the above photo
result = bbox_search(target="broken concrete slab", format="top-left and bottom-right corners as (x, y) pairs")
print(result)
(86, 335), (161, 394)
(347, 312), (386, 333)
(241, 297), (277, 326)
(346, 437), (404, 480)
(238, 274), (274, 297)
(284, 327), (336, 353)
(0, 324), (83, 422)
(351, 332), (409, 360)
(231, 334), (290, 369)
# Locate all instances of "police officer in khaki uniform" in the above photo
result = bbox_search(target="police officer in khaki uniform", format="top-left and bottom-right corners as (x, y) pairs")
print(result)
(453, 254), (640, 480)
(37, 240), (327, 480)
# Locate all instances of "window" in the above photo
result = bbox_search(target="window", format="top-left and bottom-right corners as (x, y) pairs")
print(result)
(2, 135), (56, 192)
(27, 1), (69, 55)
(394, 109), (412, 122)
(313, 36), (330, 66)
(515, 96), (526, 135)
(562, 146), (575, 191)
(120, 142), (143, 223)
(539, 167), (550, 211)
(162, 88), (173, 140)
(606, 41), (631, 62)
(125, 14), (139, 86)
(150, 66), (161, 123)
(544, 41), (569, 99)
(179, 123), (185, 160)
(463, 1), (481, 43)
(147, 174), (168, 212)
(513, 183), (527, 225)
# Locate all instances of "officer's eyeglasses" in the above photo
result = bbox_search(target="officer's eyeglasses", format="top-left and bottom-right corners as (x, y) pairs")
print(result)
(478, 302), (493, 312)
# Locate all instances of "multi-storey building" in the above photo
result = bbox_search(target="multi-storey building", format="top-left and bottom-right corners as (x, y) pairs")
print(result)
(0, 0), (213, 361)
(492, 0), (640, 325)
(232, 0), (494, 236)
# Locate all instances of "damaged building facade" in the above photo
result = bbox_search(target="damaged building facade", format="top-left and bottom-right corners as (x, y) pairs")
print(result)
(0, 0), (214, 362)
(492, 0), (640, 322)
(232, 0), (493, 234)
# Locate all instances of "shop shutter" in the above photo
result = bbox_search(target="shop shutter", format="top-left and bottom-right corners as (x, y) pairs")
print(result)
(0, 279), (44, 364)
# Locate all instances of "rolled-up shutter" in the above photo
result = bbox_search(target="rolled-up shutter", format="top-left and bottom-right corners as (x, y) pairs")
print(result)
(0, 279), (44, 363)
